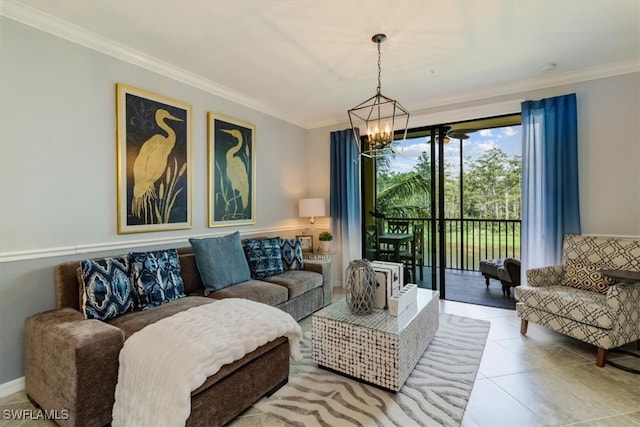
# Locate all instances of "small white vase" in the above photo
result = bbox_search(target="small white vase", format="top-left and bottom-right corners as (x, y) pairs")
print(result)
(321, 241), (331, 253)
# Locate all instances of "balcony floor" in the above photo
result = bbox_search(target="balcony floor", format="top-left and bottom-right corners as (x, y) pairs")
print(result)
(414, 268), (516, 310)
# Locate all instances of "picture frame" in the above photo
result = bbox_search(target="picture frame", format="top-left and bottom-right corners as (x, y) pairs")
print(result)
(296, 235), (313, 253)
(207, 112), (256, 227)
(116, 84), (192, 234)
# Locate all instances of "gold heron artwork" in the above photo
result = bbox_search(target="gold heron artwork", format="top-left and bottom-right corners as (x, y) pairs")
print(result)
(116, 84), (192, 233)
(131, 108), (185, 223)
(208, 113), (255, 227)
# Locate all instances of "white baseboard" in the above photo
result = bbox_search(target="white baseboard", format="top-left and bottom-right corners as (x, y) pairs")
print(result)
(0, 377), (25, 398)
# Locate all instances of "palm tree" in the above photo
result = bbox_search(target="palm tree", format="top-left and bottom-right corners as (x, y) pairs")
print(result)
(376, 152), (431, 218)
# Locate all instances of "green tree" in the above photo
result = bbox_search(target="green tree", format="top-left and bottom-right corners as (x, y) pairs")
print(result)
(376, 152), (431, 218)
(463, 148), (521, 219)
(375, 146), (521, 221)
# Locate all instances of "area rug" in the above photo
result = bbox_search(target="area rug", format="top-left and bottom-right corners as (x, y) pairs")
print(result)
(254, 313), (490, 427)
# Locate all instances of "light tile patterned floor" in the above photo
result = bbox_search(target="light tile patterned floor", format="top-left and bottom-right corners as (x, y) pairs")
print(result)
(2, 287), (639, 426)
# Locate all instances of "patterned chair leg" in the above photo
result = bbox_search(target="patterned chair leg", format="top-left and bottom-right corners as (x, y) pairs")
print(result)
(596, 347), (607, 367)
(520, 319), (528, 335)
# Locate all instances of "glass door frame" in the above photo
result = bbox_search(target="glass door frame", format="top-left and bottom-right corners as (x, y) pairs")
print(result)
(360, 124), (449, 299)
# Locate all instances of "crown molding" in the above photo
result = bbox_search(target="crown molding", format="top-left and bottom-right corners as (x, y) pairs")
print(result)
(405, 59), (640, 114)
(308, 59), (640, 129)
(2, 1), (639, 131)
(0, 1), (304, 128)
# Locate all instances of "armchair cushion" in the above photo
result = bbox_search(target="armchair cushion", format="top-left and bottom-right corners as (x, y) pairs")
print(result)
(560, 262), (616, 294)
(515, 285), (615, 329)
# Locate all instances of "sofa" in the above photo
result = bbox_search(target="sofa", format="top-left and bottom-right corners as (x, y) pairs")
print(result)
(516, 234), (640, 367)
(24, 233), (332, 427)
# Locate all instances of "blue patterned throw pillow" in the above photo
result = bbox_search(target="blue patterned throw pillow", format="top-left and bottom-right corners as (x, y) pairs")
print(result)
(280, 238), (305, 270)
(80, 256), (136, 321)
(130, 249), (186, 310)
(243, 238), (285, 279)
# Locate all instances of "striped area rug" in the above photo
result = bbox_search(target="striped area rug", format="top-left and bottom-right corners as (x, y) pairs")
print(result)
(254, 313), (490, 426)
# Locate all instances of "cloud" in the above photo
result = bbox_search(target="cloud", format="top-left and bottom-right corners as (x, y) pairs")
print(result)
(502, 127), (518, 137)
(388, 140), (428, 172)
(479, 129), (493, 137)
(476, 140), (498, 153)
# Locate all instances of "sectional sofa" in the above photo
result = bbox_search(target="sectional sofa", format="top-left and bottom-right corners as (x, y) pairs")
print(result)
(24, 232), (332, 426)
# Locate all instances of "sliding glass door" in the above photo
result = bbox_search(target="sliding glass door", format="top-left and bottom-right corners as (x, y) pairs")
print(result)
(362, 114), (522, 305)
(361, 125), (448, 297)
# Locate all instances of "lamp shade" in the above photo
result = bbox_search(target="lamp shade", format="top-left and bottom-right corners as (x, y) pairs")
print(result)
(298, 198), (326, 218)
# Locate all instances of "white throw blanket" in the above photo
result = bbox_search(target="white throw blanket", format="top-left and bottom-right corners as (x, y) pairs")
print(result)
(111, 298), (302, 427)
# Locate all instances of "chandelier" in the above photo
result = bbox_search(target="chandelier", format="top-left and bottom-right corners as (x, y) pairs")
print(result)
(348, 34), (409, 158)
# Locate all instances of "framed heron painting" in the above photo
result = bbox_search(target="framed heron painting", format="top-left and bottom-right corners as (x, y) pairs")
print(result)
(207, 112), (256, 227)
(116, 83), (192, 233)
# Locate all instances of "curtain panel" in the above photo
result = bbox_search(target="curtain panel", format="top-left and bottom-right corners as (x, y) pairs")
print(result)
(521, 93), (581, 274)
(330, 129), (362, 284)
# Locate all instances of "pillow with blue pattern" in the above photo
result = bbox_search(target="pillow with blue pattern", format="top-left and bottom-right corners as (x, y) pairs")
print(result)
(243, 238), (285, 279)
(280, 238), (305, 270)
(79, 256), (136, 321)
(130, 249), (186, 310)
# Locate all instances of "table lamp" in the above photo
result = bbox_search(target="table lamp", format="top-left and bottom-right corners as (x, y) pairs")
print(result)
(298, 198), (325, 225)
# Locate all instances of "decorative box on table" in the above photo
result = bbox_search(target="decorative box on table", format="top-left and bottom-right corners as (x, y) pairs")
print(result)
(371, 261), (403, 309)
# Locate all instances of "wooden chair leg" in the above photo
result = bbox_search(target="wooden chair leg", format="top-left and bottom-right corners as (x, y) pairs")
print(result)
(596, 347), (607, 367)
(520, 319), (528, 335)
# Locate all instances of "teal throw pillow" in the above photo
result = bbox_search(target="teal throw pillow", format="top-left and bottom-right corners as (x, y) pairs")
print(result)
(130, 249), (185, 310)
(243, 238), (285, 279)
(189, 232), (251, 295)
(280, 238), (305, 270)
(80, 256), (136, 320)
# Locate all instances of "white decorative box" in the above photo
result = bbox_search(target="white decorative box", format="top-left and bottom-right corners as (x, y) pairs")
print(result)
(370, 260), (404, 287)
(371, 262), (402, 309)
(388, 284), (418, 316)
(372, 265), (394, 309)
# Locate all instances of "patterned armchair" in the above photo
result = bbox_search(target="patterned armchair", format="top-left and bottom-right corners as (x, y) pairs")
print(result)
(515, 234), (640, 367)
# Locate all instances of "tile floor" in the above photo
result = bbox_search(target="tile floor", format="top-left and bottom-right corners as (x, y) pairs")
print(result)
(1, 289), (639, 427)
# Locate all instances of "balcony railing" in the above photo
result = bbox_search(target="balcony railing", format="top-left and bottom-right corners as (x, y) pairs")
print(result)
(380, 217), (521, 271)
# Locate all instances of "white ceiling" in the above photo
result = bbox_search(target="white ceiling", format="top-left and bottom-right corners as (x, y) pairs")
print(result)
(4, 0), (640, 129)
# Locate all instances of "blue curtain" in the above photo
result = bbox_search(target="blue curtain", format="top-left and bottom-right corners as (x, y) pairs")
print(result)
(330, 129), (362, 279)
(521, 93), (581, 272)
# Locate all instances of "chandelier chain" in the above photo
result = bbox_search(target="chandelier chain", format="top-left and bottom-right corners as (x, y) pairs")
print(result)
(376, 40), (382, 95)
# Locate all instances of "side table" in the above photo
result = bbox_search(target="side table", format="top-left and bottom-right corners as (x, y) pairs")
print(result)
(303, 252), (335, 261)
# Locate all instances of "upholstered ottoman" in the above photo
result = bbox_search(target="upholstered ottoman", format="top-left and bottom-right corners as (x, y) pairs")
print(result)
(479, 259), (504, 288)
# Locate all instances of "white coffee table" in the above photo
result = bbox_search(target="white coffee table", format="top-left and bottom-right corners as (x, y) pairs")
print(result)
(311, 288), (439, 391)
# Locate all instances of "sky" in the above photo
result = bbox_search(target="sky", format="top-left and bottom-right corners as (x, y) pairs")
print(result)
(388, 125), (522, 174)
